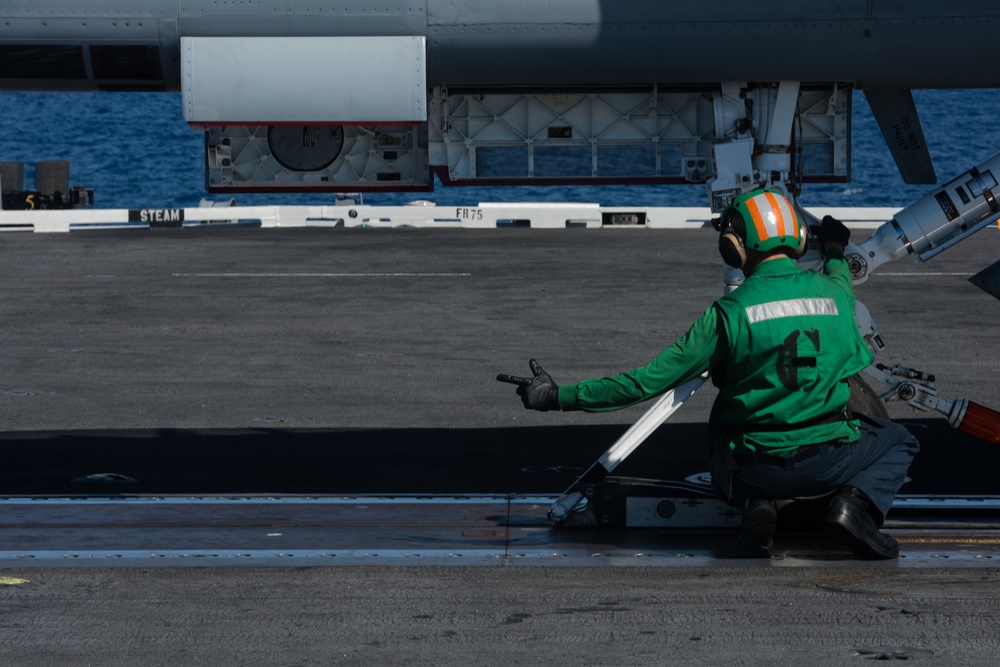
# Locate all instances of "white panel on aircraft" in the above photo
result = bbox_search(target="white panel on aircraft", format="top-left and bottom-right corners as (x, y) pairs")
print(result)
(181, 36), (427, 124)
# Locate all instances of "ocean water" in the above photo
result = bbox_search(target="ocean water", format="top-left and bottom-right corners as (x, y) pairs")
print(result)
(2, 88), (1000, 211)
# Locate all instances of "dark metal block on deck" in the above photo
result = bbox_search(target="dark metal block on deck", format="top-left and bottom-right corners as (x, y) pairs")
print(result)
(0, 161), (24, 193)
(35, 159), (70, 196)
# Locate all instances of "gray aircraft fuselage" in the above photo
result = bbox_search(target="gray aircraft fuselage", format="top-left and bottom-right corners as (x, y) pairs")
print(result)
(1, 1), (999, 92)
(3, 2), (1000, 193)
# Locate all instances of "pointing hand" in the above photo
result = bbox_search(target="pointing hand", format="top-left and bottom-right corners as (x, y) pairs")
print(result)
(497, 359), (561, 411)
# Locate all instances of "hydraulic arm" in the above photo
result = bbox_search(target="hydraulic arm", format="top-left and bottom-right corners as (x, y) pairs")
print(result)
(847, 151), (1000, 282)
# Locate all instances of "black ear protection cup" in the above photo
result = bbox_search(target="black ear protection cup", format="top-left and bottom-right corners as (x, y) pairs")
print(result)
(719, 230), (746, 268)
(789, 220), (808, 259)
(718, 209), (748, 268)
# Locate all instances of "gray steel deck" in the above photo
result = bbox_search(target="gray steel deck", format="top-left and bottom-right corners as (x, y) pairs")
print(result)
(0, 224), (998, 664)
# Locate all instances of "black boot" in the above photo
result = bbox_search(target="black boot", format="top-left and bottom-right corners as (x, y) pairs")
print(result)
(825, 487), (899, 560)
(735, 498), (777, 558)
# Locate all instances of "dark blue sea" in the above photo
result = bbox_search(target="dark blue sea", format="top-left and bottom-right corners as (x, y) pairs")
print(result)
(2, 89), (1000, 210)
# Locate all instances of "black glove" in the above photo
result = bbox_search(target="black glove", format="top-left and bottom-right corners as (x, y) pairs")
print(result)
(815, 215), (851, 248)
(496, 359), (561, 411)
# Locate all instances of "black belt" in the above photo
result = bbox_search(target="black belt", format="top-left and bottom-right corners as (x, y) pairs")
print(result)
(736, 445), (822, 469)
(743, 410), (852, 433)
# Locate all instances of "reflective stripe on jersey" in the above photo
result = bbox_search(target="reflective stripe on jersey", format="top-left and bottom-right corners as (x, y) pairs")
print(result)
(745, 297), (839, 324)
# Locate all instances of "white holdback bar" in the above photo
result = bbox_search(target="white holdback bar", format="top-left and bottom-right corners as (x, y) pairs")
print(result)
(597, 373), (711, 472)
(0, 203), (897, 234)
(546, 372), (710, 522)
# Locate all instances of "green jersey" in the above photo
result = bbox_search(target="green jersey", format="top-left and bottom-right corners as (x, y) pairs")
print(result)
(557, 250), (874, 455)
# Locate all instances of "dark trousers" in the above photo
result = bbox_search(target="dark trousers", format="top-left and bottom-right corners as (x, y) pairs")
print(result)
(715, 417), (919, 521)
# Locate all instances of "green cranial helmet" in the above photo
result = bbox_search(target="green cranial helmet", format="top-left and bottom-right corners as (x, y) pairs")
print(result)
(724, 188), (803, 253)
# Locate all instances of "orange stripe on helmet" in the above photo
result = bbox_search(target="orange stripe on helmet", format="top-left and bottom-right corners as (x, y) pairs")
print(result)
(744, 197), (771, 244)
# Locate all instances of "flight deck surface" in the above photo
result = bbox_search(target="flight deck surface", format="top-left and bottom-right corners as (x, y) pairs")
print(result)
(0, 224), (998, 664)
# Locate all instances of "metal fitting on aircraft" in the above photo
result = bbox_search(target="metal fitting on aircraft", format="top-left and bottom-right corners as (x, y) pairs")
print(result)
(848, 150), (1000, 281)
